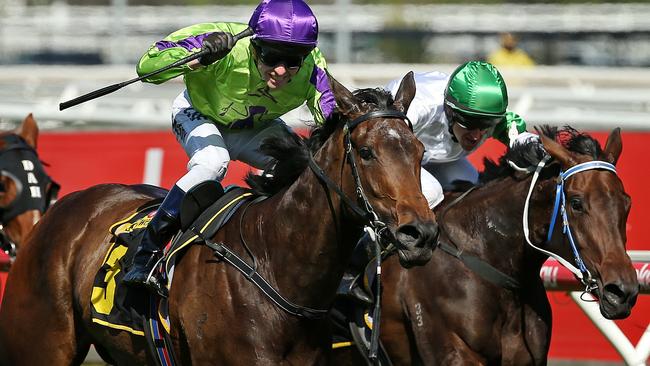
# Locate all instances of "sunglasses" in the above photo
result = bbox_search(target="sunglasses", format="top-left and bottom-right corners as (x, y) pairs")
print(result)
(445, 99), (502, 132)
(254, 45), (305, 69)
(455, 121), (490, 133)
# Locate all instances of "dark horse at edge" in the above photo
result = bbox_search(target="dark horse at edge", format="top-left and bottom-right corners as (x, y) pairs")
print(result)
(1, 113), (58, 259)
(0, 73), (438, 365)
(374, 126), (639, 365)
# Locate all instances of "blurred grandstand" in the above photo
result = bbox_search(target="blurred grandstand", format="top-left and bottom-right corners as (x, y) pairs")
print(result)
(1, 1), (650, 131)
(3, 2), (650, 65)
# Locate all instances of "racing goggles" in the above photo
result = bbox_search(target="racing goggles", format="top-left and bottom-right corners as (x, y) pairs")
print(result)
(252, 43), (306, 69)
(446, 102), (503, 131)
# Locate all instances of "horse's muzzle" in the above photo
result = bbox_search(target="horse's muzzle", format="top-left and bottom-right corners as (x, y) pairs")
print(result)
(394, 221), (438, 268)
(598, 280), (639, 319)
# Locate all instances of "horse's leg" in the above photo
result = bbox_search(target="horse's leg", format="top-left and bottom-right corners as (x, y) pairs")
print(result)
(502, 282), (552, 366)
(437, 339), (488, 366)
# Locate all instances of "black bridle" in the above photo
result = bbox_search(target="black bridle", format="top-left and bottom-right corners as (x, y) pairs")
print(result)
(307, 109), (413, 232)
(0, 134), (59, 259)
(307, 108), (412, 362)
(200, 109), (412, 330)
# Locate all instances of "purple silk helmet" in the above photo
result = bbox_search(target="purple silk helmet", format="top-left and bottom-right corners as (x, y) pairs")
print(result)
(248, 0), (318, 48)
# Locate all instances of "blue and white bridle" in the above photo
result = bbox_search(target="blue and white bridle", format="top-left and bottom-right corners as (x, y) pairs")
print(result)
(521, 155), (618, 291)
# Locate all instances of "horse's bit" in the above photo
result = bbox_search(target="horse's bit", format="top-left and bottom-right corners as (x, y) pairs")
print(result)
(522, 155), (618, 294)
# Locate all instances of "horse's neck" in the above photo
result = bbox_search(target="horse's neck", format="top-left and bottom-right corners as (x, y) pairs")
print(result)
(442, 177), (554, 280)
(247, 133), (358, 307)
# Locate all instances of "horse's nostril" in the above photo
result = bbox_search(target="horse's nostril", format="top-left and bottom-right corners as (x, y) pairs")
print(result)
(603, 283), (626, 305)
(395, 225), (422, 248)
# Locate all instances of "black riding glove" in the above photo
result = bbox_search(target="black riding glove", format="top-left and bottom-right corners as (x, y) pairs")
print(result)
(199, 32), (235, 66)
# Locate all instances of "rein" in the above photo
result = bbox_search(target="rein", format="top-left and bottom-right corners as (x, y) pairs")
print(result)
(522, 156), (618, 293)
(437, 187), (522, 291)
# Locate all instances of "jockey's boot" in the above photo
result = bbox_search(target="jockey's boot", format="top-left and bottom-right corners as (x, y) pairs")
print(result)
(123, 185), (184, 298)
(337, 233), (374, 305)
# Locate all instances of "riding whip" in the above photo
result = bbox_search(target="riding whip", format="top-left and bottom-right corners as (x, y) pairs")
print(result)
(59, 27), (254, 111)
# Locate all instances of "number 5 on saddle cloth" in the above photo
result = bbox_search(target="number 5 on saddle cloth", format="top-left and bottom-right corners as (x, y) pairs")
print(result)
(89, 181), (252, 366)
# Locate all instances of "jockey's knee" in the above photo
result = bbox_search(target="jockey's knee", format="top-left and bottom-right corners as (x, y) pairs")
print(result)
(423, 183), (443, 210)
(193, 164), (228, 182)
(421, 169), (444, 210)
(176, 146), (229, 191)
(188, 146), (229, 180)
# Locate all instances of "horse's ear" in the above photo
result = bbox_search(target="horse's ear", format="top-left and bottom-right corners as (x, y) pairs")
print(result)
(393, 71), (416, 114)
(602, 127), (622, 165)
(535, 126), (575, 167)
(327, 72), (362, 117)
(17, 113), (39, 149)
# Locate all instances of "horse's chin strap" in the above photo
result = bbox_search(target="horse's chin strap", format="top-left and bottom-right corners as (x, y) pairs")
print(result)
(522, 156), (617, 293)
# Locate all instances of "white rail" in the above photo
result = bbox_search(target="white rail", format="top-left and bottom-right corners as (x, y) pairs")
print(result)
(1, 64), (649, 131)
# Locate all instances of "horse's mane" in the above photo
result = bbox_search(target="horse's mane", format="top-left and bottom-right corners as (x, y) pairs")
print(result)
(245, 87), (398, 196)
(480, 125), (604, 183)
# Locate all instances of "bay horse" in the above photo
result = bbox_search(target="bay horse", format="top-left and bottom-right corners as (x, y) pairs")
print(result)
(339, 126), (638, 365)
(0, 73), (438, 365)
(0, 113), (58, 259)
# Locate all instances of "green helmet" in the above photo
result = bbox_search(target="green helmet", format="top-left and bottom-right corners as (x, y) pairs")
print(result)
(444, 61), (508, 130)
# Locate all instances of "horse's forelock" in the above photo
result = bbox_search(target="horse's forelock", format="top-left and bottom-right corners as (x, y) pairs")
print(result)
(353, 87), (396, 110)
(309, 87), (396, 152)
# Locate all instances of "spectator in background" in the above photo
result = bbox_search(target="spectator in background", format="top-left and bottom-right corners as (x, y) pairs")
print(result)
(488, 32), (535, 68)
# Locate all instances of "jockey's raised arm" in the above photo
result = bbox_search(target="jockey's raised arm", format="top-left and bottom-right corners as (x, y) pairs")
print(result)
(123, 0), (335, 296)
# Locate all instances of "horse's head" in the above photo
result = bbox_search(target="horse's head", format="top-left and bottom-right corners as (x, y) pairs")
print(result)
(325, 72), (438, 267)
(0, 114), (58, 257)
(539, 127), (638, 319)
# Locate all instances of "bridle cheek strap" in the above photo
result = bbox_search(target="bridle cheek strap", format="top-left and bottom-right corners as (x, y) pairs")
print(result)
(522, 157), (618, 290)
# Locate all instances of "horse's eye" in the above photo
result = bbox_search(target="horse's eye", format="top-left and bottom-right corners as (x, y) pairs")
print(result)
(358, 146), (375, 160)
(569, 197), (584, 212)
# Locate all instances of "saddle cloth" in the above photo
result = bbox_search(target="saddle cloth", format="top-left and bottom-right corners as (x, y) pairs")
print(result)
(90, 203), (158, 335)
(89, 187), (257, 335)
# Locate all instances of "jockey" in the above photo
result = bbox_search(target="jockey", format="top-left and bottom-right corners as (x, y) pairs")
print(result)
(385, 61), (538, 210)
(122, 0), (335, 296)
